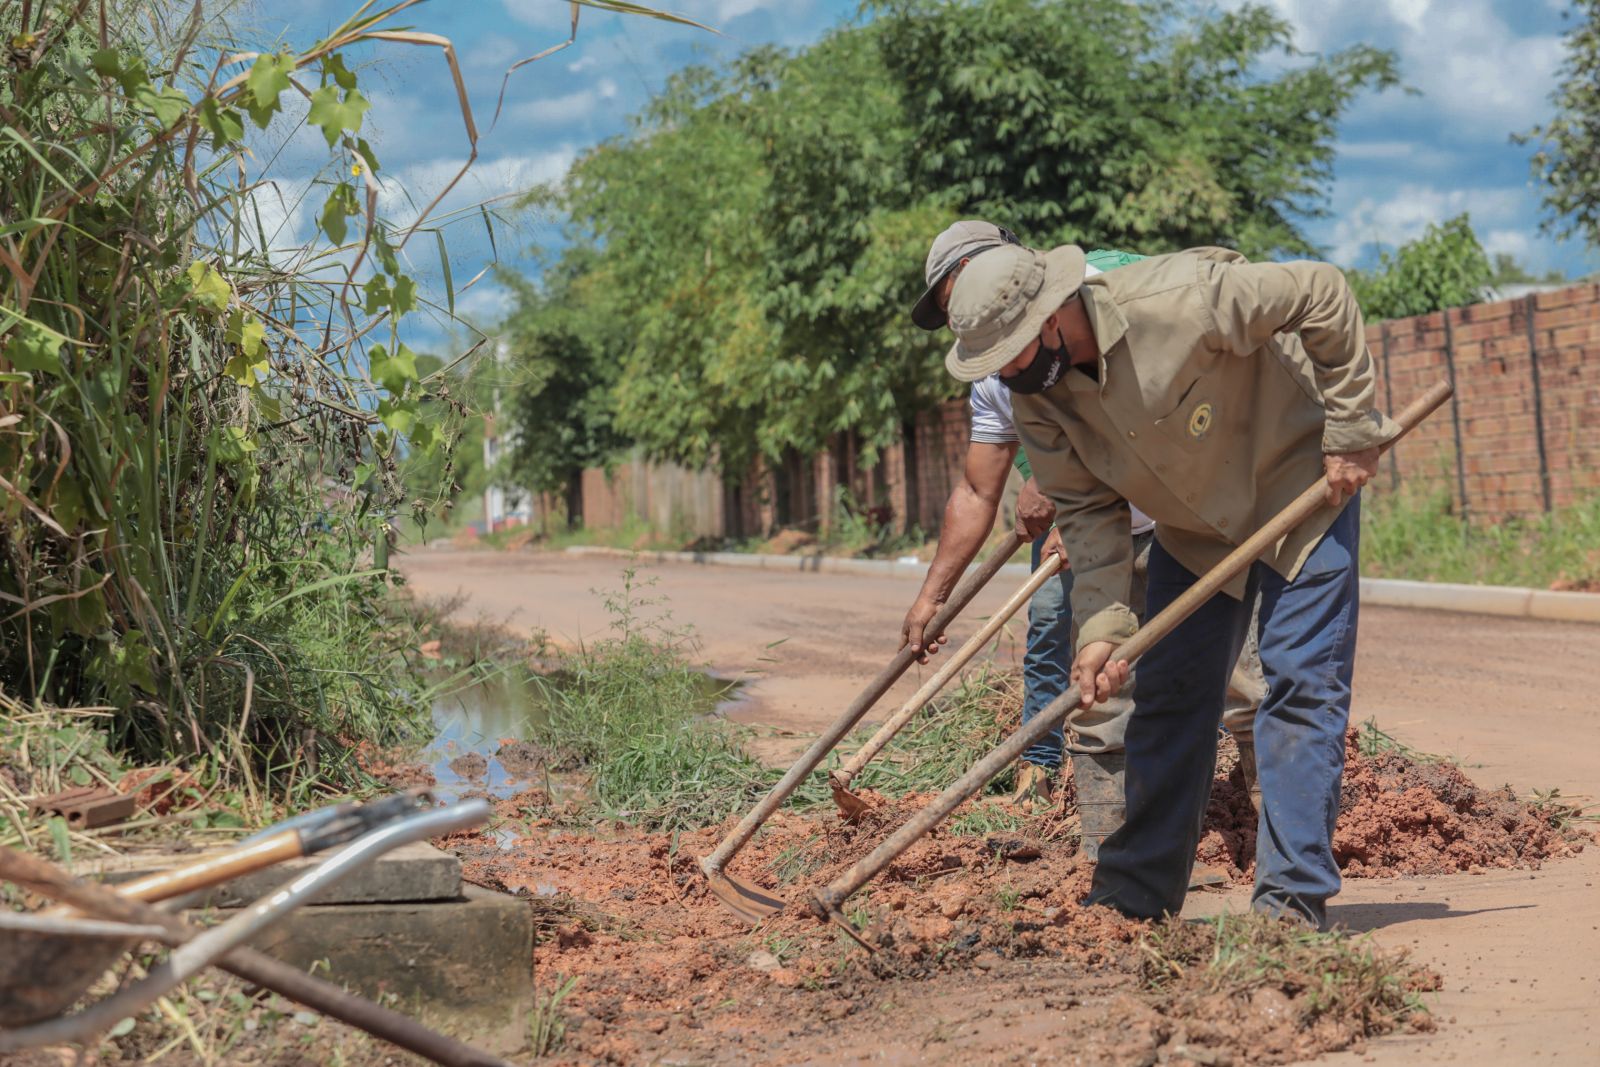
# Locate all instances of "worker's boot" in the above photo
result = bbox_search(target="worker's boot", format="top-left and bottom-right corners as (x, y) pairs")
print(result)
(1070, 751), (1124, 862)
(1233, 732), (1261, 814)
(1010, 762), (1055, 812)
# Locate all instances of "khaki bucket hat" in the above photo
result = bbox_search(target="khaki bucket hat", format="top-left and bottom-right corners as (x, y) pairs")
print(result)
(944, 243), (1087, 382)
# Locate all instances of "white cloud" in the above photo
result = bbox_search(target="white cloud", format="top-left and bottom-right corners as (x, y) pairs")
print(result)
(1482, 228), (1537, 263)
(454, 282), (517, 327)
(377, 147), (578, 231)
(567, 54), (598, 72)
(1223, 0), (1563, 133)
(501, 0), (577, 31)
(1326, 183), (1523, 264)
(508, 79), (620, 126)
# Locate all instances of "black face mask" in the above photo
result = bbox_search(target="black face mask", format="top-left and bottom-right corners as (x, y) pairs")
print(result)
(1000, 341), (1067, 395)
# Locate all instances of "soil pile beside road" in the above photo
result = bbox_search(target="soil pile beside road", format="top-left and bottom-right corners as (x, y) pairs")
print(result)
(1197, 727), (1589, 882)
(453, 789), (1436, 1066)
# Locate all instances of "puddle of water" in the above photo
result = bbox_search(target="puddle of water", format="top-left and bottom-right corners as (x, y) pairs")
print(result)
(424, 669), (742, 801)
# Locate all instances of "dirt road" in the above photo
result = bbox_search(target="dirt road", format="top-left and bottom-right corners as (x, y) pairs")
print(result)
(398, 546), (1600, 1066)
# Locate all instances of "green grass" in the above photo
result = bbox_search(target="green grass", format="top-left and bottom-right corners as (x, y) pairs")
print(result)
(529, 975), (578, 1058)
(519, 572), (1030, 834)
(529, 569), (829, 831)
(841, 665), (1023, 798)
(1140, 912), (1436, 1037)
(1363, 484), (1600, 589)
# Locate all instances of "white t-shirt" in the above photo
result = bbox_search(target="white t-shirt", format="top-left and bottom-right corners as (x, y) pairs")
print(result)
(968, 260), (1155, 535)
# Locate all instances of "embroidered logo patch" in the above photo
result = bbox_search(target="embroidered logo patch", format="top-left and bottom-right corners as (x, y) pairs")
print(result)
(1187, 402), (1214, 439)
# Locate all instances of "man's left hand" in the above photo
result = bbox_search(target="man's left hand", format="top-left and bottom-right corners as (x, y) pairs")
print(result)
(1015, 478), (1055, 539)
(1323, 448), (1379, 506)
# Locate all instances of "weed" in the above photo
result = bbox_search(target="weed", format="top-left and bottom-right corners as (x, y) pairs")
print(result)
(1525, 788), (1599, 830)
(766, 834), (827, 885)
(947, 804), (1026, 837)
(1363, 484), (1600, 590)
(847, 666), (1023, 799)
(530, 975), (579, 1057)
(1140, 912), (1438, 1037)
(1356, 718), (1444, 764)
(525, 569), (830, 831)
(763, 933), (803, 965)
(995, 885), (1021, 912)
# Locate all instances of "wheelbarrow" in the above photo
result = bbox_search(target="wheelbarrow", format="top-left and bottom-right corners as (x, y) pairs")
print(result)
(0, 792), (511, 1067)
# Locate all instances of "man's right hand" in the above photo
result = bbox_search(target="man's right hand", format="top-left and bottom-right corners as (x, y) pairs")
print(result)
(901, 595), (949, 664)
(1015, 478), (1055, 539)
(1071, 640), (1130, 709)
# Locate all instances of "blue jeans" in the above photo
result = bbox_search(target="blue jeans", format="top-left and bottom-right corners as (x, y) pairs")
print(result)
(1086, 497), (1361, 930)
(1020, 532), (1074, 769)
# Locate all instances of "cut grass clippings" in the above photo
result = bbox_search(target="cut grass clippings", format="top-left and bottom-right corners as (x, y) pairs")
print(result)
(1141, 912), (1439, 1054)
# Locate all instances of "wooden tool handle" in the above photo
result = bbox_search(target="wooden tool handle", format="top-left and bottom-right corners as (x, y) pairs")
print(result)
(703, 530), (1028, 873)
(835, 553), (1063, 784)
(811, 380), (1453, 915)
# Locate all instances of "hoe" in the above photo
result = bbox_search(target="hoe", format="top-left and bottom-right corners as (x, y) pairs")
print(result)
(829, 553), (1064, 820)
(700, 530), (1026, 920)
(808, 381), (1454, 944)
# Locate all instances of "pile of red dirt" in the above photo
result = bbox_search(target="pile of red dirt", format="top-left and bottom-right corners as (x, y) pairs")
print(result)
(451, 782), (1442, 1066)
(1196, 727), (1588, 881)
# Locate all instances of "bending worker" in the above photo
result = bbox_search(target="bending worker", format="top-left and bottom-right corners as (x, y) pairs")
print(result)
(902, 222), (1263, 860)
(943, 241), (1394, 930)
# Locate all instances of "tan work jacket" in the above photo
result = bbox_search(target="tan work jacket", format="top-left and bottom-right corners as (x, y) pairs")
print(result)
(1011, 249), (1399, 653)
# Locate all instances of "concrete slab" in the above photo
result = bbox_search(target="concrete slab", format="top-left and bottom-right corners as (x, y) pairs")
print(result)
(245, 884), (533, 1048)
(85, 841), (461, 907)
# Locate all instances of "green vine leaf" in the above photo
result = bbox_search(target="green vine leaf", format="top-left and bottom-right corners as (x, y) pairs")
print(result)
(245, 52), (295, 129)
(136, 84), (191, 129)
(198, 98), (244, 146)
(318, 182), (360, 245)
(185, 262), (231, 314)
(369, 342), (417, 393)
(363, 275), (391, 314)
(1, 319), (65, 375)
(389, 275), (417, 316)
(324, 53), (358, 91)
(307, 84), (371, 148)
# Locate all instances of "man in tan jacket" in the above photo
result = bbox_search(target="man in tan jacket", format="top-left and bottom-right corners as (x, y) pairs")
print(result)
(943, 242), (1395, 930)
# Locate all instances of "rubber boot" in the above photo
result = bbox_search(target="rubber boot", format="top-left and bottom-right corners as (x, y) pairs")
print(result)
(1010, 762), (1054, 811)
(1233, 733), (1261, 814)
(1071, 751), (1125, 862)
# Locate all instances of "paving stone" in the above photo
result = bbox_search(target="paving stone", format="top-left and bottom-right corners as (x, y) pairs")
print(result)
(246, 884), (534, 1047)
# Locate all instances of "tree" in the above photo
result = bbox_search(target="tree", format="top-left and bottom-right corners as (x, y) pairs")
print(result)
(498, 263), (630, 525)
(517, 0), (1401, 476)
(1488, 253), (1568, 288)
(1346, 215), (1492, 322)
(1518, 0), (1600, 248)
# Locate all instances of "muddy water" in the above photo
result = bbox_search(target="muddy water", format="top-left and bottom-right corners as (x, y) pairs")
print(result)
(423, 669), (742, 803)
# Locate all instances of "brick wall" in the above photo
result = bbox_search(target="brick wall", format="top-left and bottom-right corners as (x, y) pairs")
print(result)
(1375, 282), (1600, 518)
(570, 283), (1600, 538)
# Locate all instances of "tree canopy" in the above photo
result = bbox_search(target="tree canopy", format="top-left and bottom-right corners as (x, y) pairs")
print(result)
(1519, 0), (1600, 249)
(1345, 215), (1492, 322)
(502, 0), (1401, 486)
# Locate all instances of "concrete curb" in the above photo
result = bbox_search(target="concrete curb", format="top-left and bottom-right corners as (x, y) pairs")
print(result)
(562, 543), (1034, 581)
(1357, 577), (1600, 623)
(563, 545), (1600, 624)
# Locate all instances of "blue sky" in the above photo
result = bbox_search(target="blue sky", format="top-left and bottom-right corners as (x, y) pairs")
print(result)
(250, 0), (1599, 355)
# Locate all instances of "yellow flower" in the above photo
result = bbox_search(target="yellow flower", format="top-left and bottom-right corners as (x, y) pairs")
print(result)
(351, 162), (363, 177)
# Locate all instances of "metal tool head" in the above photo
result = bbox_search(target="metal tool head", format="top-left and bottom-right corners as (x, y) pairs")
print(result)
(829, 773), (872, 823)
(814, 898), (877, 953)
(699, 859), (786, 923)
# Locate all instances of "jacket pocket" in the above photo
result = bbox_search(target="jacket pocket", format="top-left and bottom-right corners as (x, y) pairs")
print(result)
(1152, 376), (1219, 454)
